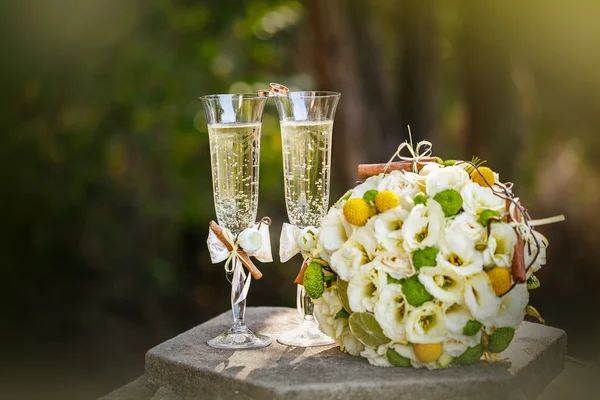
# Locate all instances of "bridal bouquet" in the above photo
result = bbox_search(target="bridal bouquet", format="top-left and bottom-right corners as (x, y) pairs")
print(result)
(298, 140), (562, 369)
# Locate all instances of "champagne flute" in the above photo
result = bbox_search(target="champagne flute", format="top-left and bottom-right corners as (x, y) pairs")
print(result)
(274, 91), (341, 346)
(200, 93), (272, 349)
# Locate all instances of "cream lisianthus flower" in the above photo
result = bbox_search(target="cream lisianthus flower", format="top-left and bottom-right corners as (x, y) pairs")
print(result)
(418, 265), (466, 305)
(378, 171), (423, 207)
(374, 283), (408, 342)
(445, 212), (486, 246)
(419, 162), (443, 177)
(405, 302), (446, 344)
(460, 182), (505, 216)
(402, 199), (445, 252)
(483, 223), (517, 268)
(352, 226), (379, 260)
(329, 239), (368, 282)
(482, 283), (528, 330)
(347, 266), (383, 313)
(371, 251), (414, 280)
(464, 272), (501, 321)
(367, 208), (408, 252)
(444, 304), (482, 352)
(437, 234), (483, 277)
(316, 208), (350, 263)
(425, 166), (471, 197)
(361, 346), (393, 367)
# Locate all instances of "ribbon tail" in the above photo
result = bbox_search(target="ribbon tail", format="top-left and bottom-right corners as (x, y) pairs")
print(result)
(232, 259), (252, 305)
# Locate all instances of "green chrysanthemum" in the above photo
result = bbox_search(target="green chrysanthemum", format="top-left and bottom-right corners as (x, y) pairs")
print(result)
(412, 246), (438, 269)
(402, 275), (434, 307)
(433, 189), (463, 217)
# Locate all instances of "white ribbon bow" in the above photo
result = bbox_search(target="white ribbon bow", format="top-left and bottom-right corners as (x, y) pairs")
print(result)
(279, 223), (319, 263)
(207, 222), (272, 305)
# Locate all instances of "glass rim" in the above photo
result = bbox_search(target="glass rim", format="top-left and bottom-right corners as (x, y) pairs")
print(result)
(199, 93), (267, 100)
(285, 91), (341, 98)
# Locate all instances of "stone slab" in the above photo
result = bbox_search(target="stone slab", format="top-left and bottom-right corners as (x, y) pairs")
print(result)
(144, 307), (567, 400)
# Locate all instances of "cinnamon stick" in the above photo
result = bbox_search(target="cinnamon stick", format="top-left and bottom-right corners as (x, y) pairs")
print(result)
(357, 158), (437, 179)
(294, 258), (310, 285)
(209, 221), (263, 280)
(506, 201), (526, 283)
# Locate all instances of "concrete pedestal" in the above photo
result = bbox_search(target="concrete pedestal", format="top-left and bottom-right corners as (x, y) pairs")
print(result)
(100, 307), (568, 400)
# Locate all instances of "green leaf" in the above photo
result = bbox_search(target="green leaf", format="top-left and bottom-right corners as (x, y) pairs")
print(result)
(337, 278), (352, 313)
(454, 344), (483, 365)
(526, 275), (540, 290)
(348, 312), (391, 348)
(463, 320), (483, 336)
(363, 190), (379, 202)
(386, 347), (411, 367)
(526, 305), (545, 324)
(335, 308), (351, 320)
(486, 327), (515, 353)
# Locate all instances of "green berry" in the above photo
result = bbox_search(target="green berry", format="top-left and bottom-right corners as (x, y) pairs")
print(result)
(479, 209), (501, 226)
(412, 246), (438, 269)
(487, 327), (515, 353)
(433, 189), (463, 217)
(386, 347), (411, 367)
(402, 275), (434, 307)
(454, 344), (483, 365)
(303, 262), (325, 299)
(463, 320), (483, 336)
(413, 193), (428, 206)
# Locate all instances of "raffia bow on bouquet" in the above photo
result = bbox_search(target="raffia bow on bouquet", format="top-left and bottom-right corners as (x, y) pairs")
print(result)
(207, 217), (273, 305)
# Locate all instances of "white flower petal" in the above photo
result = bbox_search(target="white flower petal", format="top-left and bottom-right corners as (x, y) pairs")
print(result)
(405, 302), (446, 344)
(437, 234), (483, 277)
(361, 346), (392, 367)
(461, 182), (505, 216)
(464, 272), (501, 321)
(418, 265), (466, 305)
(402, 200), (445, 252)
(347, 267), (381, 313)
(330, 239), (367, 281)
(483, 283), (528, 329)
(483, 223), (517, 268)
(374, 284), (408, 342)
(425, 166), (470, 197)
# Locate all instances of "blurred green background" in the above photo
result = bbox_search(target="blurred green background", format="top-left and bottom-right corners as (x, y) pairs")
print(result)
(1, 0), (599, 398)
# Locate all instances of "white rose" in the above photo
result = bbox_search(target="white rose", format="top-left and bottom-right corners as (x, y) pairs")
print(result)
(419, 162), (443, 176)
(425, 166), (470, 197)
(437, 234), (483, 277)
(402, 199), (445, 252)
(329, 239), (367, 281)
(237, 227), (262, 255)
(483, 223), (517, 268)
(418, 265), (466, 305)
(445, 212), (486, 245)
(378, 171), (423, 208)
(347, 266), (382, 313)
(361, 346), (392, 367)
(461, 182), (505, 216)
(371, 251), (414, 280)
(482, 283), (528, 329)
(405, 302), (446, 344)
(374, 283), (408, 342)
(464, 272), (501, 321)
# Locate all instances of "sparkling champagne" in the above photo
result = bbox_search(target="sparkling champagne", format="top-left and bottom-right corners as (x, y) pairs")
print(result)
(281, 121), (333, 227)
(208, 123), (260, 233)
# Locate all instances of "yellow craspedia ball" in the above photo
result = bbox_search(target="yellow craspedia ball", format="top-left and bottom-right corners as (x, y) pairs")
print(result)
(487, 267), (512, 296)
(470, 166), (495, 187)
(343, 198), (371, 226)
(374, 190), (400, 213)
(414, 343), (443, 363)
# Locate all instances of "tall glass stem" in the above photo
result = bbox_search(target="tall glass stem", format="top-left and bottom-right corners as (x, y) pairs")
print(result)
(231, 258), (248, 332)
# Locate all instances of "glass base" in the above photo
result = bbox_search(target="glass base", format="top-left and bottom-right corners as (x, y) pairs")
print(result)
(278, 317), (335, 347)
(207, 325), (273, 349)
